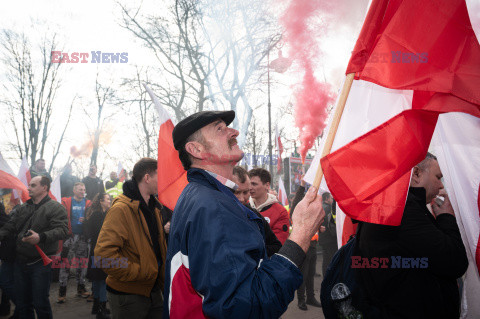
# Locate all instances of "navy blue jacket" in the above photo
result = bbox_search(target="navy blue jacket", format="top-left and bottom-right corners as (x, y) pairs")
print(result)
(163, 168), (304, 318)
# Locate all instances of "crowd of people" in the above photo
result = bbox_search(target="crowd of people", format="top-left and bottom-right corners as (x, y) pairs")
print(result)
(0, 110), (469, 319)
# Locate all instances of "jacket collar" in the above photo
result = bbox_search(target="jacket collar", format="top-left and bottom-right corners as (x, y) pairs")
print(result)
(204, 170), (238, 191)
(408, 187), (427, 207)
(249, 193), (278, 212)
(26, 194), (51, 208)
(187, 168), (262, 222)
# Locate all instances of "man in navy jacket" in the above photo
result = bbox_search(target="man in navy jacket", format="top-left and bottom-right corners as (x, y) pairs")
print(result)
(164, 111), (325, 318)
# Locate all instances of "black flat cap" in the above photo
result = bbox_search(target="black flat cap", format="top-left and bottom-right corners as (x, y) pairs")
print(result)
(173, 110), (235, 150)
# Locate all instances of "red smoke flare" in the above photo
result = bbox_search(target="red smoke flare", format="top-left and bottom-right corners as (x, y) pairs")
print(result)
(70, 130), (114, 158)
(280, 0), (336, 162)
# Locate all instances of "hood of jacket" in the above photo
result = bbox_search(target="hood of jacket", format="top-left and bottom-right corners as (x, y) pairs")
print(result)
(249, 193), (278, 212)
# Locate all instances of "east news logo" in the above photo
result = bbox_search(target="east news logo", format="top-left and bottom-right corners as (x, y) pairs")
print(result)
(51, 51), (128, 63)
(351, 256), (428, 269)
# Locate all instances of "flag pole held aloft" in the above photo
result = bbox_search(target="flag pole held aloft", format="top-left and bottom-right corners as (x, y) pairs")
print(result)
(313, 73), (355, 190)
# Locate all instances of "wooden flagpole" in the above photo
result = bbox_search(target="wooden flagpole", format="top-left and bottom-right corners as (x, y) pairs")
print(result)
(312, 73), (355, 190)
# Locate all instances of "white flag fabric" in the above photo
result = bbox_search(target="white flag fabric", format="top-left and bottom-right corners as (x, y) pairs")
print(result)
(430, 112), (480, 319)
(117, 162), (126, 182)
(278, 178), (288, 206)
(50, 175), (61, 203)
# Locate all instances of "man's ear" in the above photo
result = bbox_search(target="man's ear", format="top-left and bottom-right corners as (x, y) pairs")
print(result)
(185, 141), (204, 160)
(411, 166), (422, 186)
(265, 181), (270, 190)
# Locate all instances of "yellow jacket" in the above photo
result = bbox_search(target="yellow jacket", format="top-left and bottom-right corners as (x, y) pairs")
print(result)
(95, 194), (167, 297)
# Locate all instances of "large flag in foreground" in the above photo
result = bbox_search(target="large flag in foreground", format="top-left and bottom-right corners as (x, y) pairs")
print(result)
(314, 0), (480, 227)
(0, 153), (29, 203)
(144, 85), (188, 211)
(304, 0), (480, 316)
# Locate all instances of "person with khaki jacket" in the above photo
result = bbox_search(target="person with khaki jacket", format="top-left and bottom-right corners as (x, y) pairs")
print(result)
(95, 158), (167, 319)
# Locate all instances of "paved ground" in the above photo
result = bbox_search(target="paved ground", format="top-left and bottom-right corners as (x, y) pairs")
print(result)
(0, 249), (326, 319)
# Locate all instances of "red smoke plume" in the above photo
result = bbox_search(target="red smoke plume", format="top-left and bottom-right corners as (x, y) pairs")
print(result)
(70, 130), (113, 158)
(279, 0), (336, 162)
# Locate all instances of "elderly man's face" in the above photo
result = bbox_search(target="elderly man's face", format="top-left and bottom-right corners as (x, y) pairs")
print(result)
(198, 119), (244, 165)
(415, 160), (444, 203)
(232, 174), (251, 205)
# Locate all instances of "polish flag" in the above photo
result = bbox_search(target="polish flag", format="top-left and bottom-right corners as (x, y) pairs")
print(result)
(0, 153), (29, 203)
(50, 175), (61, 203)
(13, 157), (31, 201)
(306, 0), (480, 245)
(278, 177), (288, 206)
(275, 125), (283, 173)
(117, 162), (126, 182)
(144, 84), (188, 211)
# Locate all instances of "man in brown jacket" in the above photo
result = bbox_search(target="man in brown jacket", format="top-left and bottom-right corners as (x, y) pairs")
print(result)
(95, 158), (167, 319)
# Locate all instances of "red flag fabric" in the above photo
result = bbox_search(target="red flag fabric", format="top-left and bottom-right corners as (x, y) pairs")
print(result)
(144, 84), (188, 211)
(321, 0), (480, 226)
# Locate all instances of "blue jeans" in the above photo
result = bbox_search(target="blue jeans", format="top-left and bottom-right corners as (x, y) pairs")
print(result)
(92, 280), (107, 302)
(14, 260), (52, 319)
(0, 261), (16, 305)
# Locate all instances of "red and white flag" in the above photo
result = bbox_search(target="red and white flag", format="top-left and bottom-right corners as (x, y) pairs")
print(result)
(117, 162), (126, 182)
(306, 0), (479, 246)
(275, 125), (283, 173)
(144, 84), (188, 211)
(0, 153), (29, 203)
(278, 177), (288, 206)
(50, 175), (61, 203)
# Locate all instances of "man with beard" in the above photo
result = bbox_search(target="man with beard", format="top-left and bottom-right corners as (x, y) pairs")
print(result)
(164, 111), (325, 318)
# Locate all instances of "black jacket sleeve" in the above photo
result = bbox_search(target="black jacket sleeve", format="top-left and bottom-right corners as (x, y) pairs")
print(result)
(399, 201), (468, 278)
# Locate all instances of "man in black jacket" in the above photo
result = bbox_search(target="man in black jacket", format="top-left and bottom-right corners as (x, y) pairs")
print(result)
(0, 176), (68, 319)
(82, 165), (105, 201)
(356, 153), (468, 318)
(231, 166), (282, 257)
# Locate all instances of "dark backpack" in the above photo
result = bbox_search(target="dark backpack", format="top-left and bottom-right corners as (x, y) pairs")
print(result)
(321, 235), (364, 318)
(320, 222), (383, 319)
